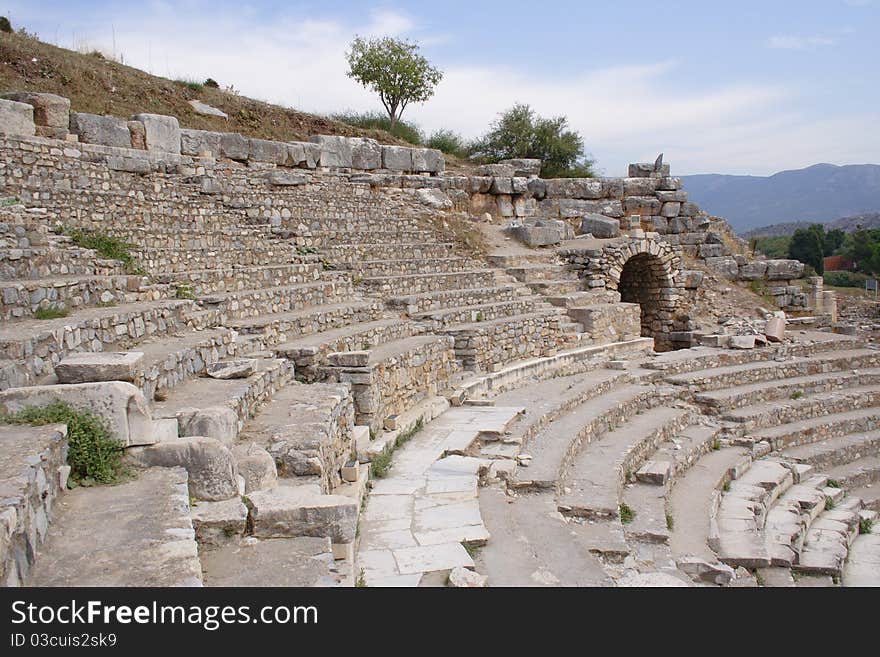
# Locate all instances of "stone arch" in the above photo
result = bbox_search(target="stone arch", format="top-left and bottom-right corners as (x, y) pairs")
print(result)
(617, 253), (672, 341)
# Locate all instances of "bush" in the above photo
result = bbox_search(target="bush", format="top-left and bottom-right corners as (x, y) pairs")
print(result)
(331, 110), (423, 145)
(0, 16), (12, 33)
(64, 228), (142, 274)
(204, 78), (220, 89)
(426, 129), (467, 157)
(174, 78), (204, 92)
(824, 270), (869, 288)
(2, 402), (126, 484)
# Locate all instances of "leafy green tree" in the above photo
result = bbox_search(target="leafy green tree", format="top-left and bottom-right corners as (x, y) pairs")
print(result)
(823, 228), (845, 256)
(346, 36), (443, 131)
(789, 227), (825, 274)
(469, 103), (596, 178)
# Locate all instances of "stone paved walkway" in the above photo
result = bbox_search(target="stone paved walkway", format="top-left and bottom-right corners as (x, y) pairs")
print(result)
(357, 405), (522, 586)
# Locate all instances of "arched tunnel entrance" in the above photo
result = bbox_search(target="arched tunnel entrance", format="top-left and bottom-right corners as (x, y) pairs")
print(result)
(617, 252), (671, 348)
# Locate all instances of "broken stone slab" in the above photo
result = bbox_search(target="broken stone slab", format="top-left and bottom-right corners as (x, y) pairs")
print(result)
(327, 351), (369, 368)
(392, 542), (475, 575)
(412, 148), (445, 173)
(635, 460), (671, 485)
(0, 381), (158, 447)
(55, 351), (144, 384)
(126, 436), (239, 501)
(219, 132), (250, 160)
(499, 158), (541, 177)
(1, 92), (69, 129)
(245, 485), (358, 544)
(205, 359), (257, 380)
(510, 219), (573, 247)
(448, 566), (488, 587)
(70, 113), (134, 148)
(704, 256), (739, 279)
(0, 98), (36, 137)
(191, 498), (248, 546)
(248, 138), (288, 165)
(187, 99), (228, 119)
(382, 145), (413, 172)
(349, 137), (382, 170)
(266, 170), (307, 186)
(580, 213), (620, 238)
(310, 135), (353, 168)
(764, 317), (785, 343)
(175, 406), (239, 446)
(729, 335), (756, 350)
(677, 556), (735, 585)
(231, 443), (277, 493)
(131, 113), (181, 154)
(765, 259), (805, 281)
(288, 141), (320, 168)
(180, 129), (222, 157)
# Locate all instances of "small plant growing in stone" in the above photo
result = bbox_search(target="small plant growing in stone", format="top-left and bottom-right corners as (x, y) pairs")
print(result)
(175, 284), (195, 300)
(96, 300), (117, 308)
(618, 503), (635, 524)
(370, 448), (393, 479)
(666, 513), (674, 531)
(352, 274), (363, 285)
(859, 517), (874, 535)
(64, 228), (143, 274)
(462, 541), (481, 559)
(826, 479), (841, 488)
(0, 195), (19, 206)
(790, 391), (804, 400)
(825, 498), (835, 511)
(33, 306), (70, 320)
(154, 390), (168, 402)
(2, 402), (126, 484)
(722, 481), (731, 492)
(475, 311), (485, 322)
(712, 439), (722, 451)
(356, 569), (367, 587)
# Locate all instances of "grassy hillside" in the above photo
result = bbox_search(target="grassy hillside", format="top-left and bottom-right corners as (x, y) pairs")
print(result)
(0, 29), (412, 147)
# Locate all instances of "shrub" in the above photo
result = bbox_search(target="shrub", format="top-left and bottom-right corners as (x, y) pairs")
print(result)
(823, 270), (869, 289)
(64, 228), (142, 274)
(426, 129), (467, 157)
(2, 402), (126, 484)
(618, 503), (635, 524)
(204, 78), (220, 89)
(33, 307), (69, 320)
(331, 110), (423, 145)
(174, 78), (204, 92)
(0, 17), (12, 33)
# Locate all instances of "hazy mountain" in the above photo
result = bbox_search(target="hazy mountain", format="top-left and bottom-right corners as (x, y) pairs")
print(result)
(742, 212), (880, 238)
(681, 164), (880, 233)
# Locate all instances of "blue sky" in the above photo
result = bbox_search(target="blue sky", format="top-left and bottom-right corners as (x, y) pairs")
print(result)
(5, 0), (878, 175)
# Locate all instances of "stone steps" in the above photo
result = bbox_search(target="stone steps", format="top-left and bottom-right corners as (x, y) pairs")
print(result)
(0, 298), (192, 387)
(546, 290), (622, 309)
(558, 406), (693, 519)
(696, 368), (880, 412)
(849, 485), (880, 511)
(665, 349), (880, 392)
(763, 473), (828, 567)
(524, 279), (584, 296)
(505, 263), (579, 283)
(274, 317), (418, 381)
(28, 466), (202, 586)
(361, 270), (501, 296)
(842, 516), (880, 586)
(823, 455), (880, 491)
(153, 261), (325, 296)
(722, 385), (880, 430)
(222, 299), (385, 345)
(0, 423), (68, 586)
(388, 284), (524, 314)
(509, 382), (656, 489)
(345, 257), (478, 277)
(651, 423), (725, 482)
(780, 429), (880, 471)
(134, 245), (304, 273)
(794, 496), (862, 577)
(153, 357), (295, 436)
(747, 407), (880, 450)
(321, 242), (457, 263)
(622, 482), (670, 544)
(412, 298), (546, 328)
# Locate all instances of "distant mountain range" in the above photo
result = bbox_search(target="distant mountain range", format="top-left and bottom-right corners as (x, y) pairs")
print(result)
(742, 213), (880, 238)
(680, 163), (880, 233)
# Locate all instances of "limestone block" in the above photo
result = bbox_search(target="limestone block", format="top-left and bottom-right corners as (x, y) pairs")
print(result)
(559, 198), (623, 218)
(511, 219), (573, 247)
(187, 99), (228, 119)
(191, 498), (248, 546)
(245, 486), (358, 543)
(288, 141), (320, 168)
(765, 259), (805, 281)
(0, 99), (36, 137)
(546, 178), (606, 199)
(624, 196), (661, 216)
(232, 443), (277, 493)
(127, 436), (239, 501)
(219, 132), (250, 160)
(448, 566), (488, 587)
(176, 406), (239, 446)
(131, 113), (181, 154)
(206, 359), (257, 380)
(1, 92), (69, 129)
(127, 121), (147, 150)
(677, 557), (735, 585)
(248, 138), (289, 164)
(416, 188), (453, 209)
(739, 261), (768, 280)
(580, 213), (620, 238)
(499, 158), (541, 177)
(661, 201), (682, 217)
(69, 112), (130, 148)
(55, 351), (144, 384)
(382, 145), (413, 171)
(0, 381), (157, 447)
(180, 129), (222, 157)
(107, 155), (151, 174)
(266, 170), (307, 186)
(476, 163), (515, 177)
(764, 317), (785, 343)
(527, 178), (547, 199)
(490, 177), (513, 194)
(704, 256), (739, 279)
(657, 176), (682, 191)
(311, 135), (353, 168)
(349, 138), (382, 170)
(729, 335), (756, 350)
(328, 351), (370, 367)
(699, 243), (726, 258)
(678, 270), (704, 289)
(628, 162), (670, 178)
(622, 177), (659, 196)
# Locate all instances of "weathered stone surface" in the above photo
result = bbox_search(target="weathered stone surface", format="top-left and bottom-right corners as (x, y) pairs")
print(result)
(127, 121), (147, 150)
(206, 359), (257, 380)
(328, 351), (370, 367)
(729, 335), (756, 350)
(416, 188), (453, 210)
(559, 198), (624, 218)
(231, 443), (277, 493)
(69, 112), (131, 148)
(311, 135), (352, 168)
(131, 113), (181, 154)
(765, 259), (805, 281)
(382, 145), (413, 172)
(350, 138), (382, 170)
(448, 566), (487, 587)
(580, 214), (620, 238)
(288, 141), (320, 168)
(245, 485), (358, 543)
(200, 536), (341, 586)
(546, 178), (606, 199)
(180, 129), (222, 157)
(0, 99), (36, 137)
(677, 557), (735, 585)
(476, 163), (515, 177)
(764, 317), (785, 342)
(500, 158), (541, 177)
(628, 162), (671, 178)
(187, 99), (228, 119)
(0, 381), (158, 447)
(1, 92), (69, 129)
(248, 138), (288, 164)
(739, 261), (768, 280)
(704, 256), (739, 279)
(266, 170), (307, 186)
(55, 351), (144, 384)
(176, 406), (238, 446)
(219, 132), (250, 160)
(127, 436), (239, 501)
(191, 498), (247, 546)
(511, 219), (573, 247)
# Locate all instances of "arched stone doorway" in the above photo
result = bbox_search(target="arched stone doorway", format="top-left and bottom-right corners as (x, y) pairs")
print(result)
(618, 253), (669, 343)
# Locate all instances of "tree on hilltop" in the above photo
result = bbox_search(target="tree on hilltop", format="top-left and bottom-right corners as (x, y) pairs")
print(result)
(346, 36), (443, 131)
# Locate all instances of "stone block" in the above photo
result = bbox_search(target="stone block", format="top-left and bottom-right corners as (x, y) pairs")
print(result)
(499, 158), (541, 177)
(245, 486), (358, 543)
(180, 129), (222, 157)
(176, 406), (239, 446)
(349, 137), (382, 170)
(411, 148), (444, 173)
(448, 566), (487, 587)
(219, 132), (250, 160)
(69, 112), (131, 148)
(580, 213), (620, 238)
(328, 351), (370, 367)
(559, 198), (623, 218)
(187, 99), (228, 119)
(131, 113), (181, 154)
(266, 170), (307, 186)
(127, 436), (239, 501)
(231, 443), (277, 493)
(248, 138), (289, 164)
(490, 177), (514, 195)
(311, 135), (353, 168)
(764, 317), (785, 343)
(476, 163), (515, 177)
(382, 145), (413, 171)
(206, 359), (257, 380)
(0, 99), (36, 137)
(704, 256), (739, 279)
(628, 162), (670, 178)
(739, 261), (768, 280)
(511, 219), (572, 247)
(1, 92), (69, 129)
(729, 335), (756, 350)
(765, 259), (805, 281)
(191, 498), (248, 546)
(55, 351), (144, 384)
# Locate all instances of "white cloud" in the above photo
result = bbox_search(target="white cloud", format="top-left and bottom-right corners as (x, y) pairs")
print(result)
(6, 1), (875, 175)
(767, 34), (838, 50)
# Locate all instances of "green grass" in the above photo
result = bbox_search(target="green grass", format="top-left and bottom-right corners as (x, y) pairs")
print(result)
(666, 513), (674, 531)
(790, 391), (804, 400)
(370, 417), (425, 479)
(64, 228), (143, 274)
(618, 503), (635, 524)
(33, 306), (70, 320)
(825, 498), (835, 511)
(356, 569), (367, 587)
(426, 129), (468, 157)
(331, 110), (424, 145)
(826, 479), (841, 488)
(0, 195), (19, 206)
(175, 284), (195, 300)
(860, 517), (874, 535)
(174, 77), (204, 92)
(722, 481), (731, 492)
(462, 541), (481, 559)
(1, 401), (126, 484)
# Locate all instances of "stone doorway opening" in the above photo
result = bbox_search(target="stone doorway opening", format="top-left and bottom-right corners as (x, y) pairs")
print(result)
(618, 253), (669, 347)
